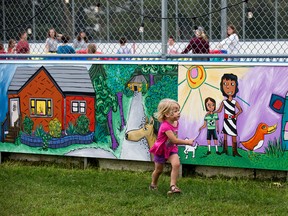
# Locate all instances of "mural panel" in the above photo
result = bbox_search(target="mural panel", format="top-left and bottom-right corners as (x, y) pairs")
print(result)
(0, 63), (178, 161)
(178, 65), (288, 171)
(0, 63), (287, 171)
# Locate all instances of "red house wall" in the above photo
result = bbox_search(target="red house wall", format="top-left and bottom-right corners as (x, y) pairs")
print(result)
(65, 96), (95, 131)
(9, 69), (63, 131)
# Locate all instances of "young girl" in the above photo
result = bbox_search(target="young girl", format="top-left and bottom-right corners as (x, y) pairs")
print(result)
(73, 31), (88, 51)
(199, 97), (220, 155)
(149, 98), (194, 194)
(217, 24), (240, 61)
(45, 28), (62, 53)
(8, 39), (16, 54)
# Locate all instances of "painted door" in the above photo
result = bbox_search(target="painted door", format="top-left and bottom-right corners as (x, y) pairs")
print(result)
(10, 98), (20, 127)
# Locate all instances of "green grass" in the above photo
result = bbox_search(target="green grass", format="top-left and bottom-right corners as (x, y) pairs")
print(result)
(0, 162), (287, 216)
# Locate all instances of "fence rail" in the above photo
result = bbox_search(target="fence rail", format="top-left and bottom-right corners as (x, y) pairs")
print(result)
(0, 0), (288, 56)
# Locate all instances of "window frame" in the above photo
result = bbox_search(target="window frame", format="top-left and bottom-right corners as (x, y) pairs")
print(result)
(30, 98), (53, 117)
(71, 100), (87, 114)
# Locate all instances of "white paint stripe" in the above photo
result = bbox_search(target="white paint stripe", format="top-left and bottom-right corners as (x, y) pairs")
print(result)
(224, 122), (237, 136)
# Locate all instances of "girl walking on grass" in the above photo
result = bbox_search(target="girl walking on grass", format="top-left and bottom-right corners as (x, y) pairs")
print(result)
(149, 98), (194, 194)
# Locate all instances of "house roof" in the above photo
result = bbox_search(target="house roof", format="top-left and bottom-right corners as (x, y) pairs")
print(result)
(128, 75), (147, 83)
(8, 66), (95, 95)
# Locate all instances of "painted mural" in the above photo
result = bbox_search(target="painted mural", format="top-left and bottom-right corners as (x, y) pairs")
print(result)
(0, 64), (177, 161)
(178, 65), (288, 171)
(0, 63), (288, 171)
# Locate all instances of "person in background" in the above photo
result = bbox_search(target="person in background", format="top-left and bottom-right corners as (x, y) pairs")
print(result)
(149, 98), (194, 195)
(73, 31), (88, 51)
(7, 39), (17, 54)
(117, 37), (135, 60)
(0, 42), (7, 59)
(57, 35), (75, 54)
(16, 31), (30, 54)
(76, 43), (106, 60)
(45, 28), (62, 53)
(0, 42), (6, 54)
(217, 24), (240, 61)
(181, 26), (209, 61)
(167, 35), (179, 54)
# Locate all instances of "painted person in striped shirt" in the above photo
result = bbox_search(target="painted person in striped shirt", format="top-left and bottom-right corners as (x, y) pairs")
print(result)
(215, 73), (243, 157)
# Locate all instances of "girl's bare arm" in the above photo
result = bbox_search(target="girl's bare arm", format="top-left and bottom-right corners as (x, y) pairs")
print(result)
(165, 130), (193, 145)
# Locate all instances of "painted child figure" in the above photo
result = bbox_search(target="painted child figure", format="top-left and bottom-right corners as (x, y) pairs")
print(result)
(199, 97), (221, 155)
(149, 98), (194, 195)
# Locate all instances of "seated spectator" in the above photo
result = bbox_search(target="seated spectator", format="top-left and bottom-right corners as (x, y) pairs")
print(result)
(117, 37), (133, 60)
(73, 31), (88, 51)
(181, 26), (209, 61)
(45, 28), (62, 53)
(0, 42), (6, 53)
(57, 35), (75, 54)
(167, 35), (179, 54)
(217, 24), (240, 61)
(0, 42), (7, 59)
(8, 39), (16, 54)
(76, 43), (107, 60)
(16, 31), (30, 54)
(88, 43), (107, 60)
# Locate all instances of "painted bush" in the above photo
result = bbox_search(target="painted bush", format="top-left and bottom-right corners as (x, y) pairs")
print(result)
(49, 118), (62, 138)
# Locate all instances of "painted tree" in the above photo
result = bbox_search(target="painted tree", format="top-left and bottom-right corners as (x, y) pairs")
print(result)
(89, 65), (119, 150)
(140, 65), (177, 86)
(145, 75), (178, 120)
(104, 64), (137, 130)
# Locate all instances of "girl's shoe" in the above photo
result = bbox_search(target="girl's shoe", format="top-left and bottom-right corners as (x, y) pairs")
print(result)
(149, 185), (158, 191)
(167, 185), (181, 195)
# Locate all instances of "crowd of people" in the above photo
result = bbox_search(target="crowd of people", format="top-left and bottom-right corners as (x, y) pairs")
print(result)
(168, 24), (240, 61)
(0, 24), (240, 61)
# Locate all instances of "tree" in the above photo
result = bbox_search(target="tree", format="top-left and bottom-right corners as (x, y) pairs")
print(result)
(139, 64), (177, 86)
(145, 75), (178, 120)
(89, 64), (119, 150)
(104, 64), (137, 130)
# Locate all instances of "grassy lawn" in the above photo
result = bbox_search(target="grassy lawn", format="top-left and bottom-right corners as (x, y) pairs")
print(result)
(0, 161), (287, 216)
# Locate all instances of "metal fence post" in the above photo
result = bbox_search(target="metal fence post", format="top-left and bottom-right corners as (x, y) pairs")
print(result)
(141, 0), (144, 42)
(220, 0), (227, 40)
(175, 0), (179, 41)
(72, 0), (75, 36)
(106, 0), (110, 42)
(242, 2), (245, 41)
(32, 0), (36, 42)
(275, 0), (278, 39)
(2, 0), (6, 43)
(161, 0), (168, 58)
(209, 0), (212, 40)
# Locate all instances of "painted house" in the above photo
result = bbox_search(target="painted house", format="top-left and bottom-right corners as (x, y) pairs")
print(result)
(127, 75), (148, 92)
(6, 66), (95, 141)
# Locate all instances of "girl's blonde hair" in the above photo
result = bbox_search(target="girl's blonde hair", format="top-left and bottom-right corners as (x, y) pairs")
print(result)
(154, 98), (180, 122)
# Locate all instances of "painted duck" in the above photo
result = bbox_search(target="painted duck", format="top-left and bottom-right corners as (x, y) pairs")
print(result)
(241, 123), (277, 151)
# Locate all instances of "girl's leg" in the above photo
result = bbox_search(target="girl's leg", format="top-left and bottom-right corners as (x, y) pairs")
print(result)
(151, 162), (164, 186)
(169, 154), (181, 187)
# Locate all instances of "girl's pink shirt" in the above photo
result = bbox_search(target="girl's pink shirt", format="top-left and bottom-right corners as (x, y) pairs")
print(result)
(149, 120), (179, 159)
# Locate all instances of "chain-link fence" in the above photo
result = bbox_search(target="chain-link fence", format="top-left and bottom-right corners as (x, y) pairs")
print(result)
(0, 0), (288, 57)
